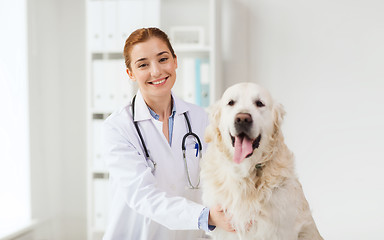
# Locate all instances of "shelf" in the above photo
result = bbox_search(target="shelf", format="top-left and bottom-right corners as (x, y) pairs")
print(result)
(92, 172), (109, 179)
(91, 52), (123, 60)
(173, 45), (212, 53)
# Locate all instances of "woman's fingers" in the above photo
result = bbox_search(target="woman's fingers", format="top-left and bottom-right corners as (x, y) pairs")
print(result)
(208, 205), (236, 232)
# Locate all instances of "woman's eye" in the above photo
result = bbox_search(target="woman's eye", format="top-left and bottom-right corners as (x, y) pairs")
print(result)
(255, 100), (265, 107)
(159, 57), (168, 62)
(138, 63), (148, 68)
(228, 100), (235, 106)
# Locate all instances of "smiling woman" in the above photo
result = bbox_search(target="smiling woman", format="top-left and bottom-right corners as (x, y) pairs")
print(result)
(0, 0), (30, 237)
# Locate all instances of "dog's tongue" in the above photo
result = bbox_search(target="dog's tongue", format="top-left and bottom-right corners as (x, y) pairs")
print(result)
(234, 135), (253, 164)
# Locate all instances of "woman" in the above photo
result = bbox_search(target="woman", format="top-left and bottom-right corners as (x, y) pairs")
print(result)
(102, 28), (232, 240)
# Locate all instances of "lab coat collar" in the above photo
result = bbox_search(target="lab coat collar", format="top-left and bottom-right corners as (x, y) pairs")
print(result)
(133, 90), (152, 122)
(172, 93), (189, 116)
(133, 90), (189, 122)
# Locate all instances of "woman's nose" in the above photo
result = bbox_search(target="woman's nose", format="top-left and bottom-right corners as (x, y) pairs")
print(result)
(150, 63), (161, 77)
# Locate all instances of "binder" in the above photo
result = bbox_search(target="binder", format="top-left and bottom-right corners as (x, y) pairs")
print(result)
(143, 0), (161, 27)
(93, 178), (109, 231)
(104, 60), (118, 111)
(117, 0), (144, 47)
(92, 59), (107, 111)
(195, 58), (202, 106)
(200, 61), (210, 107)
(182, 58), (196, 104)
(92, 119), (105, 171)
(112, 59), (135, 108)
(88, 0), (104, 51)
(104, 0), (118, 51)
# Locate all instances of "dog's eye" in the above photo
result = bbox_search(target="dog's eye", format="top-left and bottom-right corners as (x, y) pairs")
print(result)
(255, 100), (265, 107)
(228, 100), (235, 106)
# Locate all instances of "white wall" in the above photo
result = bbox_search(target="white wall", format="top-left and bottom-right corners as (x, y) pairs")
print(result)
(221, 0), (384, 239)
(0, 0), (30, 233)
(28, 0), (87, 239)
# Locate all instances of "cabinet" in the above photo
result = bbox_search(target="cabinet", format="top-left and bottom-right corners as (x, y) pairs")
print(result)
(86, 0), (219, 239)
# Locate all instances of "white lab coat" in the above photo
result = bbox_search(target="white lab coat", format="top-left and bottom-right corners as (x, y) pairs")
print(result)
(102, 90), (209, 240)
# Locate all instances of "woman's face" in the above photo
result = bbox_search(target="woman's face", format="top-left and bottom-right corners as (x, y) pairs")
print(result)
(127, 37), (177, 100)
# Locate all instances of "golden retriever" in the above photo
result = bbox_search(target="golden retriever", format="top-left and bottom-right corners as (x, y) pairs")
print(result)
(200, 83), (323, 240)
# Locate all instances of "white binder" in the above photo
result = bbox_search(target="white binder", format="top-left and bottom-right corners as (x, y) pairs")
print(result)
(93, 178), (109, 231)
(182, 58), (196, 104)
(112, 59), (134, 108)
(143, 0), (161, 27)
(88, 0), (104, 51)
(200, 61), (210, 107)
(92, 119), (105, 171)
(104, 60), (118, 111)
(92, 59), (108, 111)
(117, 0), (144, 48)
(104, 0), (118, 52)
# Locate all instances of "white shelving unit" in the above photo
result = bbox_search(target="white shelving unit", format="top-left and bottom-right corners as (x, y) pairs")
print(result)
(85, 0), (219, 239)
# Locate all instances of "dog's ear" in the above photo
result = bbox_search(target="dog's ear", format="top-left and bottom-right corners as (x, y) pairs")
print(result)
(272, 102), (285, 134)
(205, 100), (222, 143)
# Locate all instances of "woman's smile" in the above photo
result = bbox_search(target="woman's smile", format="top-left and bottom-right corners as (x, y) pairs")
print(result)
(149, 76), (168, 86)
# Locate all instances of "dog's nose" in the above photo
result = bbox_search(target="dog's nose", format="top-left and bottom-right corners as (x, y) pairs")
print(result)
(234, 113), (253, 132)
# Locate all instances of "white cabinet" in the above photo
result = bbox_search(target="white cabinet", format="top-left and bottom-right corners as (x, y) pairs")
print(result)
(86, 0), (219, 239)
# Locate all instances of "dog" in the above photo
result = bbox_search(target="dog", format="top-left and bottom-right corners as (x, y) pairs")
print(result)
(200, 82), (323, 240)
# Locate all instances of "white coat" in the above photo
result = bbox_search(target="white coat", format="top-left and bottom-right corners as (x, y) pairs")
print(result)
(102, 90), (209, 240)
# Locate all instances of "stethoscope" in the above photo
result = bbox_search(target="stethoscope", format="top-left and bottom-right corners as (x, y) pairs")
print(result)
(131, 95), (202, 189)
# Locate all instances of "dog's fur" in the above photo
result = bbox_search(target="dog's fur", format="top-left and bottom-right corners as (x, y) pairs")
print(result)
(201, 83), (323, 240)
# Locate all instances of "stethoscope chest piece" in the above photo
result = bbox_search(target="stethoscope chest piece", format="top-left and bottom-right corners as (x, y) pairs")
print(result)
(147, 158), (157, 173)
(181, 113), (202, 189)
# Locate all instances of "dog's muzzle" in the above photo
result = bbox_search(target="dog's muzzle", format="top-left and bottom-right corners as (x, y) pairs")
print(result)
(231, 113), (262, 163)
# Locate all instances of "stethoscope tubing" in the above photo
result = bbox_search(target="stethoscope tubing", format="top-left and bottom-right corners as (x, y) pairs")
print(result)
(132, 96), (151, 159)
(131, 95), (201, 189)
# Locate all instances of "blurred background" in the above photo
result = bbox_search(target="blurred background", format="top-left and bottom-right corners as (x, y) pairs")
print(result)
(0, 0), (383, 239)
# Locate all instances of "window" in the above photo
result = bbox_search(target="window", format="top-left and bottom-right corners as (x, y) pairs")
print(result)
(0, 0), (30, 236)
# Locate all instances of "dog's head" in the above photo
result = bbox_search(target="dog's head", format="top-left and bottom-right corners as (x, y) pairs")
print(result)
(205, 82), (285, 164)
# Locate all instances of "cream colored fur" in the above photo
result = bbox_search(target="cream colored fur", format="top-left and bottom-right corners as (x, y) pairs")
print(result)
(201, 83), (323, 240)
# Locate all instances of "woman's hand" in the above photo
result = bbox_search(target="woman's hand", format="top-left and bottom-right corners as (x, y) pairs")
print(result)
(208, 205), (236, 233)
